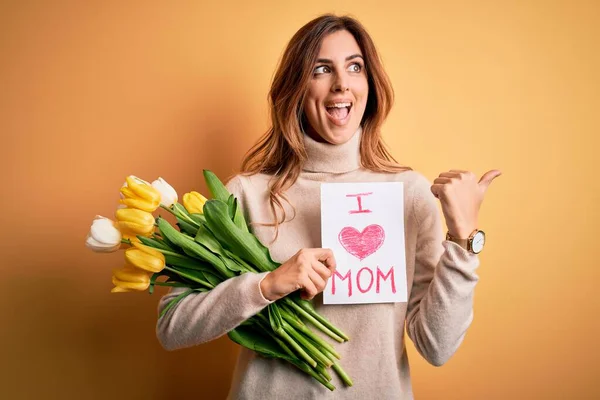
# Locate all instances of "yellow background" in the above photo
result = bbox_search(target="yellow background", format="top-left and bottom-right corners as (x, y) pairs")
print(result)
(1, 1), (598, 399)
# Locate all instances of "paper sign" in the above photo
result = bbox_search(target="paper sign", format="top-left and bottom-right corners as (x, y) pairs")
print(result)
(321, 182), (407, 305)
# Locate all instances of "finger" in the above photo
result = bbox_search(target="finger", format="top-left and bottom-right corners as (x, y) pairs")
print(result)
(300, 276), (319, 300)
(430, 184), (448, 199)
(312, 259), (333, 281)
(478, 169), (502, 188)
(433, 177), (452, 184)
(307, 267), (327, 291)
(449, 169), (469, 173)
(313, 248), (337, 271)
(439, 172), (460, 178)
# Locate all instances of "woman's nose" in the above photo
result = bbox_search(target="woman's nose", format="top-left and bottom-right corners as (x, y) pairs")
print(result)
(332, 81), (350, 92)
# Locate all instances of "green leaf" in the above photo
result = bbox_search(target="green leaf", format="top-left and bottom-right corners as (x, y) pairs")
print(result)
(223, 249), (257, 273)
(227, 323), (336, 391)
(172, 202), (192, 219)
(195, 224), (226, 256)
(164, 253), (215, 273)
(202, 270), (223, 287)
(231, 197), (249, 233)
(203, 169), (230, 202)
(227, 194), (236, 219)
(220, 254), (247, 274)
(149, 272), (161, 295)
(158, 288), (195, 319)
(138, 236), (172, 251)
(157, 228), (179, 252)
(267, 303), (284, 333)
(203, 170), (250, 233)
(189, 213), (206, 225)
(228, 324), (294, 361)
(157, 218), (235, 279)
(173, 266), (216, 287)
(163, 266), (212, 289)
(194, 224), (249, 274)
(203, 200), (277, 272)
(149, 271), (191, 294)
(176, 217), (199, 236)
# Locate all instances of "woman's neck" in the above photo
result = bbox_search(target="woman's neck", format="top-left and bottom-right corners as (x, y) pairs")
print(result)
(301, 125), (362, 174)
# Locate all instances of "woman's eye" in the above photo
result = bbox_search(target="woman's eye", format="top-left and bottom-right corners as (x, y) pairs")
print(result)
(314, 65), (329, 74)
(350, 63), (363, 72)
(314, 63), (363, 75)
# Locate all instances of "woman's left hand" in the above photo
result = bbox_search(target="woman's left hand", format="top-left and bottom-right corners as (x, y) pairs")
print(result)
(430, 169), (502, 239)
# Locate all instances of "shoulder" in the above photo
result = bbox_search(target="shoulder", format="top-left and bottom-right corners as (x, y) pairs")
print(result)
(403, 171), (439, 229)
(381, 169), (437, 228)
(224, 172), (274, 197)
(378, 169), (433, 197)
(352, 168), (432, 204)
(402, 170), (433, 196)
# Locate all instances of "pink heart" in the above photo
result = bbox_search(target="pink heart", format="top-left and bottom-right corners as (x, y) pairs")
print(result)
(338, 224), (385, 261)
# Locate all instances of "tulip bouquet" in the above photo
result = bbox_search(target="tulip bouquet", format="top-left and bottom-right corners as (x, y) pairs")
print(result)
(86, 170), (352, 390)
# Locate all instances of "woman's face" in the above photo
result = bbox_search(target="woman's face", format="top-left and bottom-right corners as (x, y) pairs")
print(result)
(302, 30), (369, 145)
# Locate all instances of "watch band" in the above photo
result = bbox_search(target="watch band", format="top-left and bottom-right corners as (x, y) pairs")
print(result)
(446, 229), (479, 252)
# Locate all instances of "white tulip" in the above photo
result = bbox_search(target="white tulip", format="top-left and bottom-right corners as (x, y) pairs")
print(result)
(85, 215), (122, 252)
(151, 177), (178, 207)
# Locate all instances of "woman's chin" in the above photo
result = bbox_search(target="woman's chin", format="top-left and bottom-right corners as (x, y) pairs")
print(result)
(322, 124), (357, 144)
(305, 117), (359, 145)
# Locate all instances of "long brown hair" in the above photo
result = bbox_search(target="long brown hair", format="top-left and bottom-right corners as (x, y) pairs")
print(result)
(239, 13), (412, 243)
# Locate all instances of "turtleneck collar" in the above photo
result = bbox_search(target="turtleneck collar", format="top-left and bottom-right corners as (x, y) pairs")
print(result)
(302, 125), (363, 174)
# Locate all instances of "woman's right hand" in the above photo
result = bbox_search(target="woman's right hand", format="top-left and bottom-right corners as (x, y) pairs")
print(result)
(260, 248), (337, 302)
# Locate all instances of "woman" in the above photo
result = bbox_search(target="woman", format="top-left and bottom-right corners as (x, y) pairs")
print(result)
(157, 13), (500, 399)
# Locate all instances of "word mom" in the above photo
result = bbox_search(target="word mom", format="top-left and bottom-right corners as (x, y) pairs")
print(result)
(331, 266), (396, 296)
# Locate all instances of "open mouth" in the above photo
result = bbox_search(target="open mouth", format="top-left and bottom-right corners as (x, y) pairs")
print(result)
(325, 103), (352, 121)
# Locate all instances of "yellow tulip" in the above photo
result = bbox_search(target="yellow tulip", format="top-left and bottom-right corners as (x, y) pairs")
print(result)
(124, 240), (165, 273)
(183, 191), (208, 214)
(115, 208), (155, 238)
(119, 175), (161, 212)
(111, 286), (132, 293)
(111, 266), (150, 292)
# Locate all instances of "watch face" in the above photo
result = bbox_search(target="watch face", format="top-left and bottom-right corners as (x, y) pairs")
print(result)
(471, 231), (485, 254)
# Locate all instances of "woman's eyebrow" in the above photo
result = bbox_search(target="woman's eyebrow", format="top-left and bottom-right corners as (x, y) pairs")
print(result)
(316, 54), (364, 64)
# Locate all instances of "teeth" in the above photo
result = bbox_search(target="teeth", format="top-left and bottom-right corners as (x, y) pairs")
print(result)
(326, 102), (352, 108)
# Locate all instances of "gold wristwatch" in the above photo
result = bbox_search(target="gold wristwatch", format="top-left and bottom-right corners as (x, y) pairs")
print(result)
(446, 229), (486, 254)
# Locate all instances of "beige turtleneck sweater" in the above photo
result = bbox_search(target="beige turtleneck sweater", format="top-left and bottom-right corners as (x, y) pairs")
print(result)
(156, 126), (480, 399)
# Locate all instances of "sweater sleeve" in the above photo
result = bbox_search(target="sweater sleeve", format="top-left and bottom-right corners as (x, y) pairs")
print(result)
(155, 175), (274, 351)
(405, 174), (480, 366)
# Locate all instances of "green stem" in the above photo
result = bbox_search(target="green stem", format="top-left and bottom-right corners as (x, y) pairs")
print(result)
(284, 299), (345, 343)
(254, 315), (334, 391)
(163, 266), (213, 289)
(258, 322), (297, 359)
(158, 288), (194, 318)
(164, 203), (201, 229)
(297, 300), (350, 341)
(322, 348), (353, 387)
(139, 236), (172, 251)
(159, 204), (177, 216)
(257, 314), (316, 368)
(297, 361), (335, 391)
(152, 248), (186, 258)
(315, 363), (332, 381)
(226, 250), (260, 273)
(277, 328), (316, 368)
(282, 321), (333, 367)
(152, 282), (190, 288)
(279, 305), (341, 359)
(121, 238), (131, 244)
